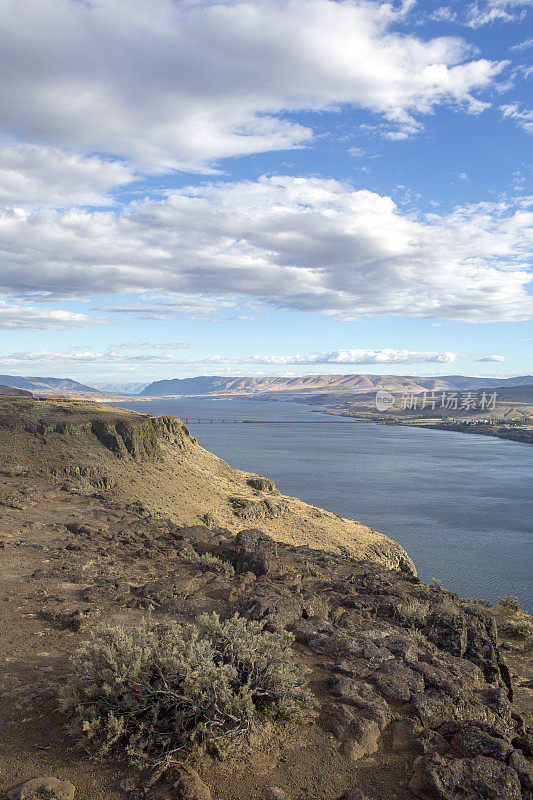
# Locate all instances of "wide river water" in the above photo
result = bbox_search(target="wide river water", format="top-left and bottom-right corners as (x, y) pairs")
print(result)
(116, 398), (533, 610)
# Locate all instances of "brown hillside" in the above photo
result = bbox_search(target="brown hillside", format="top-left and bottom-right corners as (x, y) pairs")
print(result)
(0, 397), (414, 573)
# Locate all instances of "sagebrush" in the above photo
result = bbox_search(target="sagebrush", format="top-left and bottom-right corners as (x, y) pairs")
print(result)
(193, 552), (235, 578)
(60, 613), (316, 766)
(498, 595), (522, 614)
(397, 599), (430, 625)
(505, 617), (533, 639)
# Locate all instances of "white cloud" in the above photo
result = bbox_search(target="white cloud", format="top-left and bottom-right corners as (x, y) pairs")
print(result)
(1, 347), (514, 374)
(429, 7), (459, 23)
(0, 301), (102, 330)
(347, 147), (367, 158)
(0, 144), (135, 208)
(510, 36), (533, 51)
(0, 346), (458, 369)
(0, 176), (531, 323)
(0, 343), (188, 366)
(500, 103), (533, 134)
(203, 349), (459, 365)
(0, 0), (505, 170)
(465, 0), (532, 27)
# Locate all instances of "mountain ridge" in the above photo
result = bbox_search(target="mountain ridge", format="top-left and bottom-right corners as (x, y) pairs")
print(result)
(0, 373), (101, 394)
(140, 373), (533, 397)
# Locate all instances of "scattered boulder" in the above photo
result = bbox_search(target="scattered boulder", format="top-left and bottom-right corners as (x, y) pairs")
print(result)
(409, 754), (522, 800)
(7, 777), (75, 800)
(172, 768), (212, 800)
(261, 789), (289, 800)
(391, 718), (424, 754)
(247, 476), (275, 492)
(435, 720), (514, 761)
(229, 496), (285, 521)
(508, 751), (533, 800)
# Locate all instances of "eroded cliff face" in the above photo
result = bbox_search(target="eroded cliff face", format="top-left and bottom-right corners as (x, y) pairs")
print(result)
(0, 397), (415, 574)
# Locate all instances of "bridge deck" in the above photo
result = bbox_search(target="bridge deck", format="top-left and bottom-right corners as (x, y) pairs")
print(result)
(182, 418), (359, 424)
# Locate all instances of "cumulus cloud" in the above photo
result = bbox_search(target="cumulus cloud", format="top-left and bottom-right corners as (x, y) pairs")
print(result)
(0, 301), (102, 330)
(0, 144), (135, 208)
(0, 176), (531, 323)
(0, 0), (505, 170)
(202, 349), (458, 365)
(0, 346), (458, 368)
(0, 346), (512, 373)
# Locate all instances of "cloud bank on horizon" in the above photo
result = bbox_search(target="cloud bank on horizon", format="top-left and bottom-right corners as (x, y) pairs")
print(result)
(0, 0), (531, 379)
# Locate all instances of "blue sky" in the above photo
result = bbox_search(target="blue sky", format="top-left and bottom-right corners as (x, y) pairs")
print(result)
(0, 0), (531, 386)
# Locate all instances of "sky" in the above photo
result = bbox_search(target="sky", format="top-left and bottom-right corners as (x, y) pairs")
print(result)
(0, 0), (531, 387)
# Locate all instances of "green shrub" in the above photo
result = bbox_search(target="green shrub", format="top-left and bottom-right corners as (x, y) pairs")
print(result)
(437, 597), (461, 616)
(194, 552), (235, 579)
(398, 599), (430, 625)
(498, 595), (522, 615)
(505, 618), (533, 639)
(60, 613), (316, 766)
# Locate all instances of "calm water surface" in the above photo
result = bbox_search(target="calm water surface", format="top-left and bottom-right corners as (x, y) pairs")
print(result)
(116, 398), (533, 610)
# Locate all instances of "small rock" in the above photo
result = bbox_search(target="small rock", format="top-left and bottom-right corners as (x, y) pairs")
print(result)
(172, 768), (212, 800)
(119, 775), (139, 793)
(247, 476), (275, 492)
(512, 732), (533, 757)
(391, 718), (424, 754)
(508, 750), (533, 799)
(335, 793), (371, 800)
(7, 776), (76, 800)
(261, 789), (290, 800)
(436, 720), (514, 761)
(409, 754), (522, 800)
(344, 716), (381, 761)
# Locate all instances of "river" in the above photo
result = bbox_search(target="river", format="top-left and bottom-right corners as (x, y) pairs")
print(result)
(115, 398), (533, 610)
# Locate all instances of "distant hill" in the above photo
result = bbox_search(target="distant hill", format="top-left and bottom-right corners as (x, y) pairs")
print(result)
(474, 383), (533, 402)
(91, 382), (147, 395)
(0, 374), (100, 394)
(140, 373), (533, 398)
(0, 384), (32, 397)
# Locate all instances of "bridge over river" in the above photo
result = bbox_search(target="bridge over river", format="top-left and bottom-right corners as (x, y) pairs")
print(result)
(182, 417), (360, 424)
